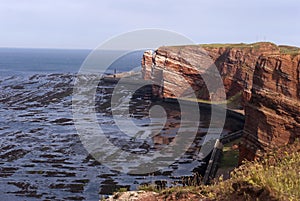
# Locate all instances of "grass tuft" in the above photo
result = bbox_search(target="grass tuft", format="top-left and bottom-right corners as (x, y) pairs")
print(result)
(111, 141), (300, 201)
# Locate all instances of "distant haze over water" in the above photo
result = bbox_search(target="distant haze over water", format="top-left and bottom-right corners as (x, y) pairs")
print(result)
(0, 48), (145, 75)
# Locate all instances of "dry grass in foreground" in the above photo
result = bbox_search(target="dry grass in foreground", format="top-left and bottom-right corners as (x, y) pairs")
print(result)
(135, 142), (300, 201)
(208, 143), (300, 201)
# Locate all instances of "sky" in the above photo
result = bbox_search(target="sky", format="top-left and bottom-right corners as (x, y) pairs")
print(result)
(0, 0), (299, 49)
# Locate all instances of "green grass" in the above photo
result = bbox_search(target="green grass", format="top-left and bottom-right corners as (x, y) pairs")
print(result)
(209, 142), (300, 201)
(177, 97), (227, 105)
(226, 91), (243, 109)
(162, 43), (300, 59)
(118, 187), (129, 193)
(279, 45), (300, 57)
(135, 142), (300, 201)
(219, 139), (240, 168)
(201, 42), (277, 49)
(162, 42), (278, 51)
(176, 91), (242, 110)
(138, 184), (161, 193)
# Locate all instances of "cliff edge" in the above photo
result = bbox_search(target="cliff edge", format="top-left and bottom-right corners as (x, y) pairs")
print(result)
(141, 42), (300, 161)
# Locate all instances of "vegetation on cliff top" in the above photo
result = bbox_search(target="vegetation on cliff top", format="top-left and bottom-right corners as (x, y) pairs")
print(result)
(161, 42), (300, 57)
(163, 42), (278, 50)
(169, 42), (300, 57)
(132, 141), (300, 201)
(201, 42), (278, 49)
(162, 42), (300, 58)
(279, 45), (300, 56)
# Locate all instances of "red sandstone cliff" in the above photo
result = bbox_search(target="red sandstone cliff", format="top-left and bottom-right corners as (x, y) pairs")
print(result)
(142, 43), (282, 107)
(240, 49), (300, 161)
(141, 42), (300, 161)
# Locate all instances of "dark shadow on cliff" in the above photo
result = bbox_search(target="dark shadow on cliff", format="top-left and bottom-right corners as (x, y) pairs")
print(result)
(297, 60), (300, 99)
(271, 59), (292, 97)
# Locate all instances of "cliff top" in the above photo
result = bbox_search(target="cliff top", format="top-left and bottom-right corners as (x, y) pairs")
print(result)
(161, 42), (300, 56)
(278, 45), (300, 56)
(201, 41), (277, 49)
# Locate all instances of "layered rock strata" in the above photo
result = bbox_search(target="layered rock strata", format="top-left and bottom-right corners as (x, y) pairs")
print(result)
(240, 51), (300, 161)
(142, 43), (282, 106)
(141, 43), (300, 161)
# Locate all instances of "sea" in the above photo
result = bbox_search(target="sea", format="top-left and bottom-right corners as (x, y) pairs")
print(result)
(0, 48), (244, 200)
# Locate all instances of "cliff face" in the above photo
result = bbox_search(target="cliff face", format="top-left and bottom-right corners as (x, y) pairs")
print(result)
(142, 46), (212, 100)
(142, 43), (280, 106)
(141, 43), (300, 161)
(240, 52), (300, 161)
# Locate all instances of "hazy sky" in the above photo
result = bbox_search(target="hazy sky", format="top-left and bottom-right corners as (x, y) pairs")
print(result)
(0, 0), (299, 49)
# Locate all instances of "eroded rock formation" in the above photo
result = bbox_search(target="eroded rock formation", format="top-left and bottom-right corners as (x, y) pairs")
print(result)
(141, 42), (300, 161)
(240, 51), (300, 161)
(142, 43), (282, 106)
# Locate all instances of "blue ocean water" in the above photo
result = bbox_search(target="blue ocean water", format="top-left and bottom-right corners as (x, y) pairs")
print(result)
(0, 48), (145, 75)
(0, 48), (90, 74)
